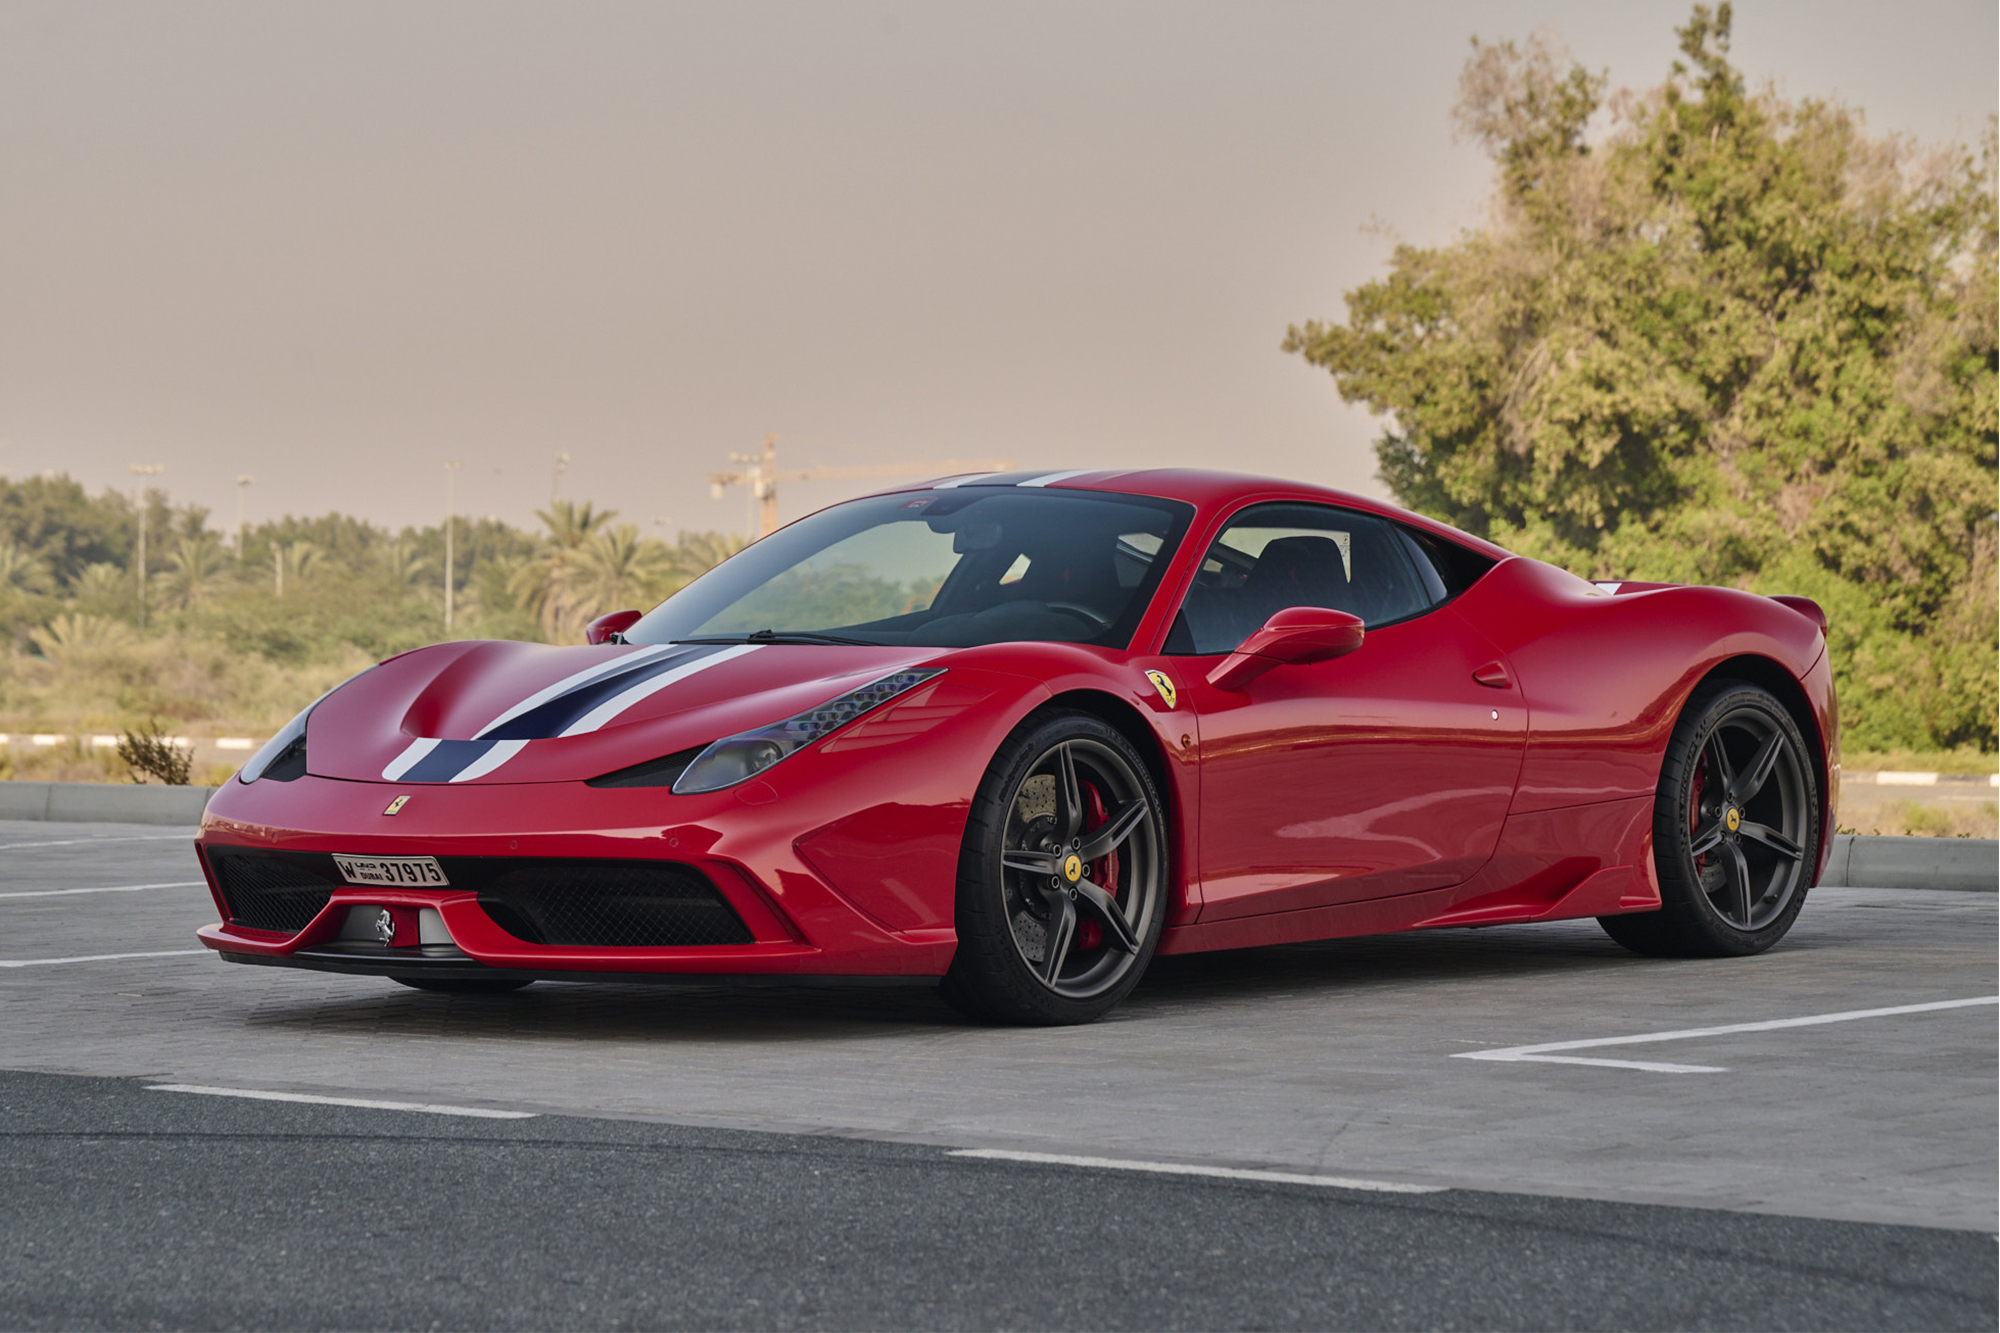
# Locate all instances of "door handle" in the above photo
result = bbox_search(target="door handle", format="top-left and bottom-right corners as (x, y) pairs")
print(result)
(1473, 662), (1512, 689)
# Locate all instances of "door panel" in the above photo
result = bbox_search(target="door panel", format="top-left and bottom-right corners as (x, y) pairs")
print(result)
(1188, 608), (1526, 919)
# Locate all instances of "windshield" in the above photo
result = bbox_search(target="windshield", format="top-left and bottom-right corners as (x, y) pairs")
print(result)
(627, 487), (1194, 649)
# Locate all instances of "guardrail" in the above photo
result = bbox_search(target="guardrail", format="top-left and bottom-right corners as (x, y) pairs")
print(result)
(0, 781), (1991, 890)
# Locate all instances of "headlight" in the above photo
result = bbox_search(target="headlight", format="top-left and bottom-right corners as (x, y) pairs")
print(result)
(238, 670), (372, 784)
(671, 667), (944, 794)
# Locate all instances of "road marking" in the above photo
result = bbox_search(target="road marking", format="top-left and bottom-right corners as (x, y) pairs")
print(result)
(147, 1084), (537, 1119)
(0, 880), (206, 900)
(0, 949), (206, 968)
(0, 833), (194, 852)
(947, 1148), (1444, 1194)
(1454, 995), (2000, 1074)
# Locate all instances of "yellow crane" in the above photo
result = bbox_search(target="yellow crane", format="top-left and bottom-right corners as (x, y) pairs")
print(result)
(709, 435), (1014, 538)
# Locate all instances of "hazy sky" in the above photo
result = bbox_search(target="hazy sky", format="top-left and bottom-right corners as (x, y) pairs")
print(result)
(2, 1), (1993, 538)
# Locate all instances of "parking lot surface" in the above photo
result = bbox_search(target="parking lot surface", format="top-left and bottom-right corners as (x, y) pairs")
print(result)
(1, 819), (1994, 1328)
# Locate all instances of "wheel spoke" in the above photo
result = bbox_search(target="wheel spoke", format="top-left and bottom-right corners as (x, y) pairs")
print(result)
(1723, 842), (1755, 927)
(1738, 732), (1784, 802)
(1738, 821), (1802, 862)
(1704, 731), (1737, 795)
(1054, 744), (1084, 843)
(1072, 877), (1139, 954)
(1078, 801), (1148, 863)
(1002, 849), (1060, 877)
(1041, 889), (1077, 983)
(1689, 819), (1725, 857)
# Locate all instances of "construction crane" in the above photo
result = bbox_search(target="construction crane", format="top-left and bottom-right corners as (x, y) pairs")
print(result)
(709, 435), (1014, 538)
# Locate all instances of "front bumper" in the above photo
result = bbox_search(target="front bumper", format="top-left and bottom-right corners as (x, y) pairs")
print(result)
(195, 771), (961, 980)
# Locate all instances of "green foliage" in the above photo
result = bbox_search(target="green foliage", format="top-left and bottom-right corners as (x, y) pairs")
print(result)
(117, 719), (193, 786)
(1285, 4), (1997, 751)
(0, 472), (748, 736)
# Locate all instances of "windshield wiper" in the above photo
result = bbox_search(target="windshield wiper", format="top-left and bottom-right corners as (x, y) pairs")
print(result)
(677, 630), (878, 647)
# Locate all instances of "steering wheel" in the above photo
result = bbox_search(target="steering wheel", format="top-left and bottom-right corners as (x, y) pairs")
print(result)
(1046, 601), (1113, 629)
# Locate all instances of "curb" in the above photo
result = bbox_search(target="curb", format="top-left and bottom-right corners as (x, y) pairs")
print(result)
(0, 782), (1993, 891)
(1818, 834), (1997, 893)
(0, 781), (218, 826)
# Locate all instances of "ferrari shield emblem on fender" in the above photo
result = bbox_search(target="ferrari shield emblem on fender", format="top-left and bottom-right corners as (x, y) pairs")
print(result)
(1144, 670), (1177, 709)
(383, 795), (410, 816)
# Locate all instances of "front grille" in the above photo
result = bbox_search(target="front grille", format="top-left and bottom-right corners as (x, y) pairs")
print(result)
(206, 850), (339, 933)
(476, 861), (752, 948)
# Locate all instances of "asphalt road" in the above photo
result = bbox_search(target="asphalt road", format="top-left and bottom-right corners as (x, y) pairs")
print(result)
(1, 819), (1994, 1330)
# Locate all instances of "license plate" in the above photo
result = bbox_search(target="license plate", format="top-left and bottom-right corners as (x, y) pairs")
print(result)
(333, 854), (449, 888)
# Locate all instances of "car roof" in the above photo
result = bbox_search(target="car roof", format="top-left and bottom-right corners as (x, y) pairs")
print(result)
(857, 466), (1513, 561)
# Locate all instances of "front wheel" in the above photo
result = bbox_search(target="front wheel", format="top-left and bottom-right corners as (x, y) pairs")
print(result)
(941, 711), (1168, 1024)
(1600, 681), (1820, 957)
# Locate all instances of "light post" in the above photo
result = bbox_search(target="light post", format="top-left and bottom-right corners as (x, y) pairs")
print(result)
(552, 451), (569, 505)
(127, 464), (164, 625)
(444, 461), (463, 632)
(234, 475), (253, 555)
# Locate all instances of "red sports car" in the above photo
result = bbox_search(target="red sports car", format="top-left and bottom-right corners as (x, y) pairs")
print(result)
(195, 469), (1836, 1024)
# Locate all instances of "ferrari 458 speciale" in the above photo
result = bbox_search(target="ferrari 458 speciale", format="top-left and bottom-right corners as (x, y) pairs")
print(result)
(195, 469), (1836, 1023)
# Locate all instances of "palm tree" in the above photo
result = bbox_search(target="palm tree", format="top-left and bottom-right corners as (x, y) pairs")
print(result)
(0, 541), (53, 594)
(566, 525), (674, 632)
(509, 501), (619, 641)
(671, 530), (749, 584)
(29, 612), (137, 660)
(156, 532), (228, 610)
(375, 540), (432, 587)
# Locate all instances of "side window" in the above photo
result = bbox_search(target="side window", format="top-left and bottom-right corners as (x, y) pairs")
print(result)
(1165, 504), (1437, 655)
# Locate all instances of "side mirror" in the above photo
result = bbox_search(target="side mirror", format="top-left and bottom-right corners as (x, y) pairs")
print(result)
(1207, 606), (1365, 692)
(584, 609), (643, 645)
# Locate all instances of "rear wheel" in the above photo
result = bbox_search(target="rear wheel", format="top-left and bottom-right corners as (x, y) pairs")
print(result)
(1600, 681), (1819, 957)
(392, 977), (534, 994)
(941, 711), (1167, 1025)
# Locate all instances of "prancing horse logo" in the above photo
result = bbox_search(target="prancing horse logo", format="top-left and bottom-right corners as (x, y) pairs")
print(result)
(373, 909), (396, 946)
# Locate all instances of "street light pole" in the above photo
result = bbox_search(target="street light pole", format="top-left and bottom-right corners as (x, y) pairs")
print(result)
(234, 475), (253, 555)
(127, 464), (164, 625)
(552, 451), (569, 506)
(444, 461), (463, 633)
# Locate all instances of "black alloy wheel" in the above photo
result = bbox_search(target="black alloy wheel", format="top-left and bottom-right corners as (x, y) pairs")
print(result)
(941, 711), (1167, 1024)
(1600, 681), (1820, 957)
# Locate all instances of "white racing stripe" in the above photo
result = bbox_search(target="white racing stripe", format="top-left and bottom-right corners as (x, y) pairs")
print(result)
(1455, 995), (2000, 1073)
(928, 473), (997, 488)
(947, 1148), (1444, 1194)
(381, 736), (441, 781)
(0, 949), (206, 968)
(147, 1084), (536, 1119)
(473, 644), (675, 739)
(0, 880), (206, 900)
(558, 645), (761, 737)
(1016, 469), (1100, 488)
(449, 739), (528, 783)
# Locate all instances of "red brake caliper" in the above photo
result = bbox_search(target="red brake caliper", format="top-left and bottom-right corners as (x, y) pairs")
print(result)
(1689, 754), (1707, 872)
(1076, 782), (1121, 951)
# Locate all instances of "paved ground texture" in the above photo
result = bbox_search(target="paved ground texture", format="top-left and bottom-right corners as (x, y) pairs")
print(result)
(1, 819), (1994, 1329)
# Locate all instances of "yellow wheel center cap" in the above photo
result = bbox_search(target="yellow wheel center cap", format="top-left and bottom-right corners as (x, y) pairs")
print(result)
(1725, 808), (1741, 832)
(1063, 853), (1083, 882)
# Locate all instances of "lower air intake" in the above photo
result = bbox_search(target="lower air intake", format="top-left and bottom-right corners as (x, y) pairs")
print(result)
(207, 851), (339, 933)
(476, 861), (753, 948)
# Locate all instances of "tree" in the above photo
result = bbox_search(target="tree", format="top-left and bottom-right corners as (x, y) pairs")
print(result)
(1285, 4), (1997, 751)
(566, 525), (675, 629)
(156, 533), (229, 610)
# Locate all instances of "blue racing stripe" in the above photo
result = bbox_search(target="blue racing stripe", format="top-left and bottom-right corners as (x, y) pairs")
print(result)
(479, 644), (724, 741)
(401, 739), (502, 783)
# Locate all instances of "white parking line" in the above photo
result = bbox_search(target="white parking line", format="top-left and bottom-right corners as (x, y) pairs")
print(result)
(0, 949), (206, 968)
(947, 1148), (1444, 1194)
(147, 1085), (537, 1119)
(0, 833), (194, 852)
(1454, 996), (2000, 1074)
(0, 881), (206, 900)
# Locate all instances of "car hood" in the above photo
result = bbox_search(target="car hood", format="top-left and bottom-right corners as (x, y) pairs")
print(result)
(305, 639), (952, 785)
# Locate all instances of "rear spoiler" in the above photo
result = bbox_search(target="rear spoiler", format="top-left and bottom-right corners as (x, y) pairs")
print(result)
(1591, 581), (1828, 635)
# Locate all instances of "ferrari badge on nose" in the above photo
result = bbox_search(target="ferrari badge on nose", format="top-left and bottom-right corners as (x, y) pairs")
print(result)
(373, 909), (396, 946)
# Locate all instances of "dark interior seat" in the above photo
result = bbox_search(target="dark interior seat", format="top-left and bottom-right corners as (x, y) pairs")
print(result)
(1242, 535), (1355, 622)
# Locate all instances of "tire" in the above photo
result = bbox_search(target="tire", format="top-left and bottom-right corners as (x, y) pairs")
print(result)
(940, 710), (1169, 1025)
(391, 977), (534, 994)
(1600, 680), (1820, 958)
